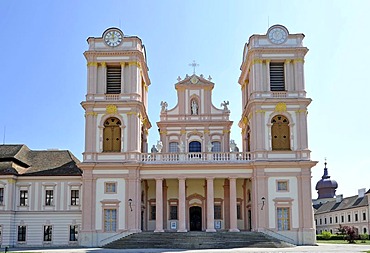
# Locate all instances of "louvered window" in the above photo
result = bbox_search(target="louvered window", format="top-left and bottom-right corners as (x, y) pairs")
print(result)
(106, 66), (121, 94)
(270, 62), (285, 91)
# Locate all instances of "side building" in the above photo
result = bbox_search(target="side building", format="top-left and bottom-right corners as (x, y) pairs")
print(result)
(313, 163), (370, 235)
(0, 144), (82, 247)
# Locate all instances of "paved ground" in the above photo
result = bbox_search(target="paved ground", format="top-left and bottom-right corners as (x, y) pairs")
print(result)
(5, 244), (370, 253)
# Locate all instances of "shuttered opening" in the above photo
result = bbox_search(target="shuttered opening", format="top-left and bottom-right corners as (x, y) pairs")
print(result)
(106, 66), (121, 94)
(270, 62), (285, 91)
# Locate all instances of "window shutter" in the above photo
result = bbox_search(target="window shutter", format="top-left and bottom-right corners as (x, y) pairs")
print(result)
(107, 66), (121, 94)
(270, 63), (285, 91)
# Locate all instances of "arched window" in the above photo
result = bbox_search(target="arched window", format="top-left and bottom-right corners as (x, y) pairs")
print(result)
(211, 141), (221, 152)
(169, 142), (179, 153)
(103, 117), (121, 152)
(271, 115), (290, 150)
(189, 141), (201, 152)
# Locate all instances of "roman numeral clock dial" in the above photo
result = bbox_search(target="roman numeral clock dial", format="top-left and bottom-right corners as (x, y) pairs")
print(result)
(104, 30), (123, 47)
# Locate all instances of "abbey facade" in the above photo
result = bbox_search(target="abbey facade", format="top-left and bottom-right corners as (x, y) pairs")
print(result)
(0, 25), (317, 247)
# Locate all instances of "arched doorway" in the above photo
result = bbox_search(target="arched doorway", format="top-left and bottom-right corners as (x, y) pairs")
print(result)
(189, 206), (202, 231)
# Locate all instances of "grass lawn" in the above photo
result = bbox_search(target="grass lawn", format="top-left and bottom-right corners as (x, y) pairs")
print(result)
(317, 239), (370, 245)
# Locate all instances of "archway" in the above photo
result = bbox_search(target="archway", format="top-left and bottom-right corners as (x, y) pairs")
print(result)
(189, 206), (202, 231)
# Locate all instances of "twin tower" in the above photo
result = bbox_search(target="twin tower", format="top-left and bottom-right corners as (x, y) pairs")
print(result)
(80, 25), (316, 246)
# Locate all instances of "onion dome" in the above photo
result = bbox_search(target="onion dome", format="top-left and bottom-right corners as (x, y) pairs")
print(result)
(315, 161), (338, 199)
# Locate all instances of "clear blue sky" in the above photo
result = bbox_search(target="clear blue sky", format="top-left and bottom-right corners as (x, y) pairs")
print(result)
(1, 0), (369, 198)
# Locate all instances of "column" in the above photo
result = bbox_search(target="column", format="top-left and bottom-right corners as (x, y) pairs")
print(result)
(206, 177), (216, 232)
(155, 178), (164, 232)
(229, 177), (240, 232)
(177, 178), (187, 232)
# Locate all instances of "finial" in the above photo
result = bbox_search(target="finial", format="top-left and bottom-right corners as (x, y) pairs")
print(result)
(324, 157), (327, 168)
(188, 60), (199, 75)
(177, 76), (182, 81)
(208, 75), (212, 81)
(200, 74), (204, 78)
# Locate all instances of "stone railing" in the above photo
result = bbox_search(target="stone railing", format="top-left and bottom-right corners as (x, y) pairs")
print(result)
(140, 152), (251, 164)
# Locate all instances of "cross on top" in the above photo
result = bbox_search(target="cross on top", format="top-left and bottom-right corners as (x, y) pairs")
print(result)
(189, 60), (199, 74)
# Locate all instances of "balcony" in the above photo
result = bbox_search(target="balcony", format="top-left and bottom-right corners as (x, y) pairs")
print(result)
(140, 152), (251, 164)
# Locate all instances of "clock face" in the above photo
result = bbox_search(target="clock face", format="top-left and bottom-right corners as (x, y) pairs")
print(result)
(268, 27), (287, 44)
(104, 30), (123, 47)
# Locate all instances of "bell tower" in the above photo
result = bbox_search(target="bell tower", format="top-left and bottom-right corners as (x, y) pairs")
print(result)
(80, 28), (151, 246)
(239, 24), (311, 160)
(81, 27), (151, 162)
(238, 25), (317, 245)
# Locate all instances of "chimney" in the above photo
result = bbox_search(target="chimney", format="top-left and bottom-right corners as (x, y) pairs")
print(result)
(358, 188), (366, 198)
(336, 194), (343, 203)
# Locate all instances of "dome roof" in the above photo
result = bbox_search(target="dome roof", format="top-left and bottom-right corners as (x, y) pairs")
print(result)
(315, 162), (338, 199)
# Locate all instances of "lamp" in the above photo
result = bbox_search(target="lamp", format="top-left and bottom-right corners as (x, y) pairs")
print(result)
(261, 197), (265, 210)
(128, 198), (133, 211)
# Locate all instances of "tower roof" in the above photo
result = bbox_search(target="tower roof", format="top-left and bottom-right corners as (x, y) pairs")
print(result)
(315, 161), (338, 199)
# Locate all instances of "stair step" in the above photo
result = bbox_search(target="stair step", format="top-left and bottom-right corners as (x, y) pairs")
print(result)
(104, 231), (294, 249)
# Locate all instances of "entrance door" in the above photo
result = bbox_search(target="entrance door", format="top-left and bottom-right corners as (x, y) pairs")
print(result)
(189, 206), (202, 231)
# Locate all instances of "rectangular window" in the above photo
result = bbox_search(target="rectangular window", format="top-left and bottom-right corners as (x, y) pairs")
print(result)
(277, 207), (290, 231)
(0, 188), (4, 205)
(320, 218), (322, 225)
(214, 205), (222, 220)
(170, 205), (178, 220)
(277, 180), (288, 191)
(69, 225), (78, 241)
(18, 226), (26, 242)
(363, 212), (367, 221)
(45, 190), (54, 206)
(71, 190), (79, 206)
(335, 216), (338, 223)
(105, 182), (117, 194)
(150, 205), (156, 220)
(106, 66), (121, 94)
(315, 219), (317, 225)
(348, 214), (351, 222)
(324, 218), (327, 224)
(236, 204), (241, 220)
(104, 209), (117, 232)
(341, 215), (344, 223)
(330, 217), (332, 224)
(20, 190), (28, 206)
(270, 62), (285, 91)
(355, 213), (358, 222)
(43, 225), (52, 241)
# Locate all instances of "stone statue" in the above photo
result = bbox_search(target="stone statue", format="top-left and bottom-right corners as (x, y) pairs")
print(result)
(221, 100), (229, 111)
(151, 145), (158, 153)
(207, 141), (214, 152)
(156, 141), (163, 153)
(178, 141), (185, 153)
(191, 100), (198, 115)
(160, 101), (168, 113)
(230, 139), (239, 152)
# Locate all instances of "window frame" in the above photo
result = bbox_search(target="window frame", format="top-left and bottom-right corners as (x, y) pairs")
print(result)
(45, 189), (54, 206)
(43, 225), (52, 242)
(277, 207), (291, 231)
(276, 180), (289, 192)
(104, 208), (117, 232)
(0, 188), (4, 205)
(70, 189), (79, 206)
(17, 225), (27, 242)
(104, 182), (117, 194)
(69, 225), (78, 242)
(20, 190), (28, 206)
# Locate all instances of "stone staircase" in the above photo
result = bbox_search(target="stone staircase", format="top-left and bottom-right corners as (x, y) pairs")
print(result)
(104, 231), (294, 249)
